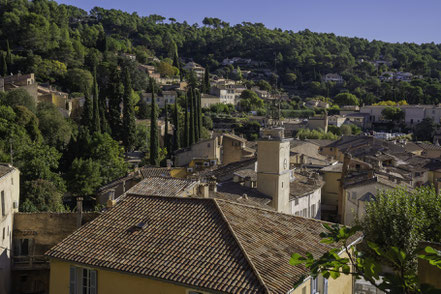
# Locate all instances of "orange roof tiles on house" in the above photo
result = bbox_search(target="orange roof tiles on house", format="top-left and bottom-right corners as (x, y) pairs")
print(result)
(126, 177), (198, 197)
(46, 195), (356, 294)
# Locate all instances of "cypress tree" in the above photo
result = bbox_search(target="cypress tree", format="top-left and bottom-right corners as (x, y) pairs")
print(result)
(122, 67), (136, 151)
(203, 68), (210, 94)
(107, 67), (123, 139)
(149, 79), (159, 166)
(197, 89), (202, 139)
(173, 99), (180, 151)
(5, 40), (12, 68)
(81, 88), (93, 130)
(189, 88), (195, 145)
(194, 88), (200, 142)
(1, 52), (6, 77)
(184, 92), (189, 147)
(92, 66), (101, 133)
(164, 100), (170, 158)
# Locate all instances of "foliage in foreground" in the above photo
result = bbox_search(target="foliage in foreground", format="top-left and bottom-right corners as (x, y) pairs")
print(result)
(290, 224), (441, 294)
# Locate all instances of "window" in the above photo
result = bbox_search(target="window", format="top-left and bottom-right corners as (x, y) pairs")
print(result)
(352, 192), (357, 200)
(14, 239), (33, 256)
(70, 266), (97, 294)
(295, 199), (299, 206)
(11, 177), (13, 185)
(311, 204), (316, 218)
(302, 208), (307, 217)
(1, 190), (4, 216)
(311, 277), (318, 294)
(323, 277), (328, 294)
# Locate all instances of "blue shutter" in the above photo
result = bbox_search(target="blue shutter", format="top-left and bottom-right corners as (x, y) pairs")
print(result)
(324, 277), (328, 294)
(90, 270), (97, 294)
(69, 266), (77, 294)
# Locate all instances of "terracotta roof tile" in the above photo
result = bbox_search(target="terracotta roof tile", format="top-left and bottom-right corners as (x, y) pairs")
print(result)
(46, 195), (352, 293)
(139, 167), (172, 178)
(126, 177), (198, 197)
(0, 164), (15, 179)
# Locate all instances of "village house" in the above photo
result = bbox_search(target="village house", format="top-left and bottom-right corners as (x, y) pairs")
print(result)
(174, 137), (221, 167)
(360, 104), (441, 127)
(305, 99), (330, 109)
(0, 73), (38, 101)
(210, 84), (246, 105)
(307, 113), (328, 132)
(46, 194), (357, 294)
(221, 133), (256, 165)
(11, 211), (99, 294)
(0, 164), (20, 294)
(290, 139), (333, 168)
(141, 91), (177, 108)
(328, 115), (347, 127)
(322, 73), (344, 83)
(183, 61), (205, 79)
(200, 93), (221, 108)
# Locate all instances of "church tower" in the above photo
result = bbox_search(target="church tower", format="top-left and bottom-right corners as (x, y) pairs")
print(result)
(257, 128), (291, 213)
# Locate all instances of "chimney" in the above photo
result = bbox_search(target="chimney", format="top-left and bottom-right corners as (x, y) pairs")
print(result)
(108, 189), (115, 201)
(208, 176), (217, 192)
(342, 153), (352, 180)
(198, 184), (210, 198)
(244, 176), (252, 188)
(76, 197), (83, 228)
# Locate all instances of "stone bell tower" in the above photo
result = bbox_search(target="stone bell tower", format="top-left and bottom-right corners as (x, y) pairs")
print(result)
(257, 128), (291, 213)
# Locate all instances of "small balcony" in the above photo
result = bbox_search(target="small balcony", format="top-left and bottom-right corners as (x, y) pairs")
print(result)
(12, 255), (49, 271)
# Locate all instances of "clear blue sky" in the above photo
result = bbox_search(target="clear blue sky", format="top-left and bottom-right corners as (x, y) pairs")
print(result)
(56, 0), (440, 44)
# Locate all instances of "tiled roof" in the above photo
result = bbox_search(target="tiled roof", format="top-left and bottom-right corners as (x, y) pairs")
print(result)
(223, 133), (247, 143)
(139, 167), (171, 178)
(46, 195), (350, 294)
(416, 142), (441, 151)
(290, 173), (324, 199)
(305, 139), (336, 147)
(199, 157), (257, 182)
(233, 169), (257, 181)
(97, 173), (140, 193)
(0, 164), (14, 179)
(216, 180), (271, 204)
(126, 177), (198, 197)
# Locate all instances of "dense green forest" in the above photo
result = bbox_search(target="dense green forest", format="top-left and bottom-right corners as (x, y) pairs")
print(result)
(3, 0), (441, 212)
(3, 0), (441, 104)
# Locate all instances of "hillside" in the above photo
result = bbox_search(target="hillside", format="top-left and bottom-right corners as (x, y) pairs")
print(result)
(2, 0), (441, 104)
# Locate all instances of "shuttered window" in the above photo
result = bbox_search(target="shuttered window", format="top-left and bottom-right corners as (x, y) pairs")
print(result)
(70, 266), (97, 294)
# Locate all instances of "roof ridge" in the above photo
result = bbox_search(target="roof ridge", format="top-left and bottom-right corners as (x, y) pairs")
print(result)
(213, 199), (270, 294)
(215, 198), (340, 226)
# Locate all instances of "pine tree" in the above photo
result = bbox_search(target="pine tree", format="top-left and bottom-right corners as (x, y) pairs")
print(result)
(149, 79), (159, 166)
(189, 88), (195, 145)
(173, 99), (180, 151)
(107, 67), (123, 139)
(164, 100), (170, 158)
(1, 52), (6, 77)
(194, 88), (200, 142)
(92, 66), (101, 133)
(122, 67), (136, 151)
(81, 89), (93, 130)
(5, 40), (12, 68)
(203, 68), (210, 94)
(184, 92), (189, 147)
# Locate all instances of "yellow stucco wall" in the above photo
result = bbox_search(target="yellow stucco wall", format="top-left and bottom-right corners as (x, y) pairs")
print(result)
(49, 259), (196, 294)
(321, 171), (341, 207)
